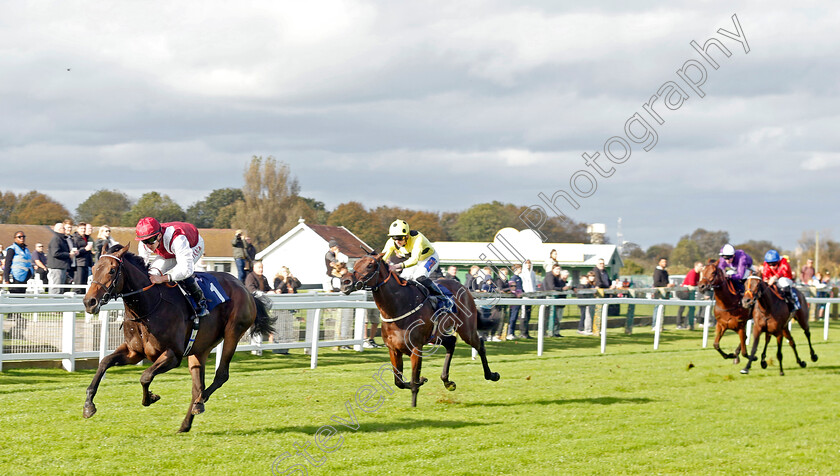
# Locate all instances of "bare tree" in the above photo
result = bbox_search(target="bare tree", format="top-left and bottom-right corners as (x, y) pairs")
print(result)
(231, 156), (309, 250)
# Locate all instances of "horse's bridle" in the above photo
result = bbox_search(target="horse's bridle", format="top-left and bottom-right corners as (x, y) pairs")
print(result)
(352, 258), (393, 291)
(92, 253), (156, 305)
(742, 276), (763, 303)
(91, 254), (124, 305)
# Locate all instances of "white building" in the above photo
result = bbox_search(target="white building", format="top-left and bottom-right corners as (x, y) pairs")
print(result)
(433, 227), (623, 282)
(255, 219), (373, 289)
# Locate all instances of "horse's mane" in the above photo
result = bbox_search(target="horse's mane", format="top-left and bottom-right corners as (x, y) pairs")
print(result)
(105, 244), (149, 272)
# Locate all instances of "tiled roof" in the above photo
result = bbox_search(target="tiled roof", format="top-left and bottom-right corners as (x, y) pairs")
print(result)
(308, 224), (373, 258)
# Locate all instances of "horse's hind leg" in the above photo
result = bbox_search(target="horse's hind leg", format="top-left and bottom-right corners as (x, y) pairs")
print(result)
(201, 336), (238, 405)
(795, 306), (818, 362)
(439, 335), (458, 391)
(782, 327), (806, 370)
(776, 334), (786, 376)
(455, 316), (500, 382)
(83, 343), (143, 419)
(179, 352), (209, 433)
(140, 349), (181, 407)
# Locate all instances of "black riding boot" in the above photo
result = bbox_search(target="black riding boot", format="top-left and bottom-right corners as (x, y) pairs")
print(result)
(784, 287), (800, 311)
(180, 275), (209, 318)
(416, 276), (453, 312)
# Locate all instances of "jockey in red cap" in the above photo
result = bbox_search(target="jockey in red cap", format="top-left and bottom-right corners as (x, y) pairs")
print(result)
(135, 217), (209, 317)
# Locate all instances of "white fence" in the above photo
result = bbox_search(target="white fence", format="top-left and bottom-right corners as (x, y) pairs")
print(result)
(1, 290), (838, 372)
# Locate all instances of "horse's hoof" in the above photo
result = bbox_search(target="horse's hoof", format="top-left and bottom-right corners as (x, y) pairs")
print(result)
(740, 369), (749, 375)
(444, 381), (456, 391)
(489, 372), (500, 382)
(799, 361), (807, 368)
(732, 359), (739, 365)
(177, 426), (191, 434)
(779, 371), (785, 376)
(191, 402), (205, 415)
(143, 393), (160, 406)
(760, 361), (767, 369)
(82, 404), (97, 419)
(419, 377), (428, 386)
(811, 354), (818, 362)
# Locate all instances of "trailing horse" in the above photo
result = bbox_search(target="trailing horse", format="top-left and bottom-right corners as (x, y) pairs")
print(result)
(341, 253), (500, 407)
(739, 276), (817, 375)
(81, 244), (274, 433)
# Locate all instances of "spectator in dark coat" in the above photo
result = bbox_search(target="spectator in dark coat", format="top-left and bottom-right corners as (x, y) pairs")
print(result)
(72, 223), (94, 293)
(542, 264), (566, 337)
(443, 265), (460, 282)
(653, 258), (674, 288)
(465, 265), (482, 292)
(274, 266), (302, 294)
(232, 230), (248, 282)
(32, 242), (49, 284)
(245, 261), (272, 294)
(47, 222), (75, 294)
(592, 258), (611, 289)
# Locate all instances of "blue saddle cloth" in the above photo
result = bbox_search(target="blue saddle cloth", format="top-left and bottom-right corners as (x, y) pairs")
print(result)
(184, 272), (229, 313)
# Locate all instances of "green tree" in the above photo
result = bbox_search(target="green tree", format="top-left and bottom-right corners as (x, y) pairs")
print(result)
(121, 192), (186, 226)
(684, 228), (729, 260)
(622, 259), (646, 275)
(542, 217), (590, 243)
(0, 191), (17, 223)
(9, 191), (70, 224)
(407, 211), (445, 242)
(621, 242), (645, 260)
(328, 201), (379, 250)
(76, 189), (133, 225)
(735, 240), (777, 263)
(300, 197), (329, 224)
(452, 202), (522, 241)
(670, 238), (702, 268)
(214, 203), (238, 228)
(230, 156), (306, 250)
(186, 188), (244, 228)
(645, 243), (674, 261)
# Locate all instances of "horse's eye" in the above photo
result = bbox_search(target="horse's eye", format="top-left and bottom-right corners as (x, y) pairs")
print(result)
(109, 268), (116, 275)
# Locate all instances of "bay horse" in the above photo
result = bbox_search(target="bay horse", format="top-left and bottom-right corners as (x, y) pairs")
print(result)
(739, 276), (818, 375)
(340, 253), (500, 407)
(697, 259), (753, 364)
(81, 244), (273, 432)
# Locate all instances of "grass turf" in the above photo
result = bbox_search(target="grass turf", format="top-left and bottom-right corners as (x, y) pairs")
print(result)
(1, 321), (839, 475)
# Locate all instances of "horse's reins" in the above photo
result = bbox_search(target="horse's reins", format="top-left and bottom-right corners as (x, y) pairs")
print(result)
(354, 258), (428, 322)
(704, 266), (749, 314)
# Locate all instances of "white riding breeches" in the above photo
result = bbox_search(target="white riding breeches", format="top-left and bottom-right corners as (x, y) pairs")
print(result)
(400, 252), (440, 280)
(777, 277), (792, 288)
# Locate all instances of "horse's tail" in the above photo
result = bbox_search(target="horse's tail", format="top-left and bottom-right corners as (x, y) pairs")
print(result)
(250, 294), (276, 337)
(476, 306), (500, 331)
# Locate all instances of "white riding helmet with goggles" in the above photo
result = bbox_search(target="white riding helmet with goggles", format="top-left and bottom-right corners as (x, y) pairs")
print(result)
(719, 243), (735, 257)
(388, 219), (410, 238)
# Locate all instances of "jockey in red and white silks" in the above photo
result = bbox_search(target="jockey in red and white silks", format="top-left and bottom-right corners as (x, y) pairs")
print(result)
(135, 217), (209, 317)
(137, 219), (204, 282)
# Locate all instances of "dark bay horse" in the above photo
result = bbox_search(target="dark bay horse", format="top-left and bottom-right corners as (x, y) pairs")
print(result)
(341, 253), (500, 407)
(697, 260), (753, 364)
(82, 244), (273, 432)
(739, 276), (817, 375)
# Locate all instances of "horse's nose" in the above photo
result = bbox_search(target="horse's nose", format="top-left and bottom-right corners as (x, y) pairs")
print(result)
(84, 296), (98, 314)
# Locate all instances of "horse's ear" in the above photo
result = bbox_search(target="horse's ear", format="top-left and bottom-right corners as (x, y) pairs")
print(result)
(707, 258), (716, 265)
(116, 243), (130, 257)
(361, 245), (375, 255)
(375, 253), (385, 260)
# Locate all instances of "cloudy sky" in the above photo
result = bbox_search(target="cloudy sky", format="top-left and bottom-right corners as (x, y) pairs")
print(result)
(3, 1), (837, 251)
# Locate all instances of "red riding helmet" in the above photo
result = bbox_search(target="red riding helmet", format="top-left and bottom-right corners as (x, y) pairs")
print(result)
(135, 217), (162, 240)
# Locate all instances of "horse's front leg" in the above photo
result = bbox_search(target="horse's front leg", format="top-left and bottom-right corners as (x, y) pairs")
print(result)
(409, 350), (427, 408)
(179, 352), (209, 433)
(388, 348), (409, 390)
(760, 333), (771, 369)
(83, 343), (143, 419)
(140, 349), (181, 407)
(713, 324), (735, 359)
(740, 326), (762, 375)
